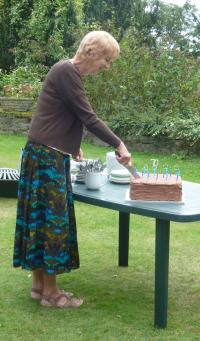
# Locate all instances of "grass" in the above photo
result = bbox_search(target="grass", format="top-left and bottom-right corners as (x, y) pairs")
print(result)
(0, 134), (200, 341)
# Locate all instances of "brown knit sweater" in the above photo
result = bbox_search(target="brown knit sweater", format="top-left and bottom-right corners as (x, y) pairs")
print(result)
(28, 60), (121, 155)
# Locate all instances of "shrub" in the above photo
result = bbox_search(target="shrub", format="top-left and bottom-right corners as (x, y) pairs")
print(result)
(83, 28), (200, 146)
(0, 65), (46, 98)
(168, 113), (200, 146)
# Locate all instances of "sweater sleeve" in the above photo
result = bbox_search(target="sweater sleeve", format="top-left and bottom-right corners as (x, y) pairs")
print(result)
(53, 62), (121, 148)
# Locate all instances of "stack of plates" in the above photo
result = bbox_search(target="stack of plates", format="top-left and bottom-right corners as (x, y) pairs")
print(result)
(70, 160), (80, 174)
(106, 151), (126, 175)
(109, 169), (130, 184)
(70, 161), (86, 183)
(75, 170), (86, 183)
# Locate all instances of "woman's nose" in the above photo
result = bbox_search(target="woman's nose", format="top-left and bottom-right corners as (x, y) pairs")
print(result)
(105, 62), (110, 69)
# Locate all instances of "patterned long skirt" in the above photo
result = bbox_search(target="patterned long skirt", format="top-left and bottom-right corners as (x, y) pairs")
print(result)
(13, 141), (80, 275)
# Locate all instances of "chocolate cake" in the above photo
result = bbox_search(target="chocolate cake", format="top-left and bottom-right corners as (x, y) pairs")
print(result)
(130, 174), (182, 201)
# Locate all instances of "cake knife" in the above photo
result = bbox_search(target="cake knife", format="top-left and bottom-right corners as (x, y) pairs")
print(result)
(115, 151), (140, 179)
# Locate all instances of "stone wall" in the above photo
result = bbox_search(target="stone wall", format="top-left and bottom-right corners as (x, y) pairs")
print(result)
(0, 111), (199, 154)
(0, 113), (32, 135)
(0, 97), (34, 112)
(86, 132), (200, 155)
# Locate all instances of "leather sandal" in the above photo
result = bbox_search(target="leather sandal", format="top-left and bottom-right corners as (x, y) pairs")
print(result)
(41, 293), (83, 308)
(31, 288), (73, 301)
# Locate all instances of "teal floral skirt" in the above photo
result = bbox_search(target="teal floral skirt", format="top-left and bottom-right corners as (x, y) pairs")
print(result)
(13, 141), (80, 275)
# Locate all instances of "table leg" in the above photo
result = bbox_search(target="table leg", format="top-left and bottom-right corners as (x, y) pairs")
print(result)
(118, 212), (130, 266)
(154, 219), (170, 328)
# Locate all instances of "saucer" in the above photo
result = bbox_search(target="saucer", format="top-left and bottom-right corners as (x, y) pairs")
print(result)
(110, 169), (130, 179)
(109, 176), (130, 184)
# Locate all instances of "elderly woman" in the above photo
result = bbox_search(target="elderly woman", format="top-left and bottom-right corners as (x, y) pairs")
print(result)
(13, 31), (131, 308)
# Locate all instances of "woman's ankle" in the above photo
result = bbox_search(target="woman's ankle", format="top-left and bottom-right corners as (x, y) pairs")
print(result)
(43, 287), (60, 297)
(32, 269), (44, 291)
(42, 273), (59, 297)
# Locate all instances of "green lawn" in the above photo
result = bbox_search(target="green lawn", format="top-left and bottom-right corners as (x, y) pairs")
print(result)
(0, 134), (200, 341)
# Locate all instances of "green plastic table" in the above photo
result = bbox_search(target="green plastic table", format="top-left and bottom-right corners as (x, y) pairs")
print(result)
(72, 180), (200, 328)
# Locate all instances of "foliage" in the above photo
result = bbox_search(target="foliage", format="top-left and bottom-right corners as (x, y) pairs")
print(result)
(168, 113), (200, 145)
(107, 111), (200, 146)
(131, 0), (200, 52)
(0, 0), (200, 147)
(0, 0), (15, 70)
(10, 0), (79, 67)
(1, 0), (200, 70)
(83, 0), (200, 51)
(0, 0), (81, 69)
(83, 0), (132, 37)
(0, 66), (44, 98)
(84, 28), (200, 147)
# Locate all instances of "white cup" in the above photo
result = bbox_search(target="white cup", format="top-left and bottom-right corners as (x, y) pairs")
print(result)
(85, 171), (107, 190)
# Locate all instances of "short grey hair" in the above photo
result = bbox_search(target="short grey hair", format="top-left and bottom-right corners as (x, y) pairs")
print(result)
(76, 31), (120, 60)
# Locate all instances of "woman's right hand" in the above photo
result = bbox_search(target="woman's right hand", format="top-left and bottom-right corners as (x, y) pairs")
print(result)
(116, 141), (131, 166)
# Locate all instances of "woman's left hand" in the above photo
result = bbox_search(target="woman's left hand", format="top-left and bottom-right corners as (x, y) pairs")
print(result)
(72, 148), (84, 161)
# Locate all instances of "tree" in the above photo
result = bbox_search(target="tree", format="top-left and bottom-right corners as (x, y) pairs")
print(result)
(0, 0), (14, 70)
(9, 0), (34, 66)
(9, 0), (79, 67)
(82, 0), (200, 52)
(83, 0), (132, 37)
